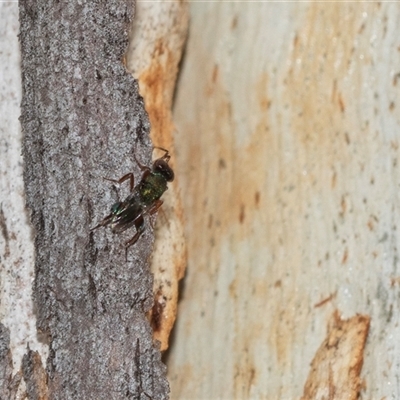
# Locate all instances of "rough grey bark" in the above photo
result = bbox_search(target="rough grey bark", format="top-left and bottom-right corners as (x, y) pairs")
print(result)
(0, 324), (12, 398)
(19, 1), (169, 399)
(22, 348), (49, 399)
(0, 324), (21, 399)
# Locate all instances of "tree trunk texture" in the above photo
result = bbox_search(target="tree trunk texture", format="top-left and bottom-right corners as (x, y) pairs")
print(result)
(15, 1), (168, 399)
(168, 2), (400, 400)
(3, 2), (400, 400)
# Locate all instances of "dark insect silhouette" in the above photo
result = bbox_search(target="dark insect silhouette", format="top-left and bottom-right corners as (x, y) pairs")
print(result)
(91, 147), (174, 248)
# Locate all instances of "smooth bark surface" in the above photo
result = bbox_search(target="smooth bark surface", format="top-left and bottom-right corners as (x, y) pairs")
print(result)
(169, 2), (400, 399)
(19, 2), (168, 399)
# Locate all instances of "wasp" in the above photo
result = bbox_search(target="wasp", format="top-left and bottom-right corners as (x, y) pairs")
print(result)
(91, 147), (174, 248)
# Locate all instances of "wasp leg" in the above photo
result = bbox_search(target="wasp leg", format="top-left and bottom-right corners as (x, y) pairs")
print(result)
(124, 215), (145, 260)
(103, 172), (134, 192)
(125, 215), (145, 248)
(90, 213), (114, 231)
(147, 200), (163, 229)
(148, 199), (163, 215)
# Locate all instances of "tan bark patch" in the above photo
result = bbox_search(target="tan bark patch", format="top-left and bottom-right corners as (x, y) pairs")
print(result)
(302, 311), (370, 400)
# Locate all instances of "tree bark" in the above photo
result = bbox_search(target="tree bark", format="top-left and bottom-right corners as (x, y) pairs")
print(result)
(0, 324), (21, 400)
(168, 2), (400, 399)
(19, 1), (168, 399)
(127, 0), (188, 352)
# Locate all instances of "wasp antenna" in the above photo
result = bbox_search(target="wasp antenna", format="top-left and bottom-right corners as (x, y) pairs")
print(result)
(153, 146), (170, 162)
(153, 146), (169, 153)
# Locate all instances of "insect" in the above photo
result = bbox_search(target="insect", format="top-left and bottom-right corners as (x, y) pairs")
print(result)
(91, 147), (174, 249)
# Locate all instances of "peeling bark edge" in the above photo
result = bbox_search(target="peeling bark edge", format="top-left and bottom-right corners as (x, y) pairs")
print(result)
(19, 1), (169, 399)
(301, 311), (370, 400)
(127, 0), (189, 352)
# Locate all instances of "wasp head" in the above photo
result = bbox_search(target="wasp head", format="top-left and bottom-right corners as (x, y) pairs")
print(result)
(153, 159), (174, 182)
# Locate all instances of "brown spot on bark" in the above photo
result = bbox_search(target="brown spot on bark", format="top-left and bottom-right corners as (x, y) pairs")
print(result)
(293, 33), (299, 49)
(212, 64), (219, 84)
(341, 248), (348, 264)
(239, 204), (245, 224)
(331, 171), (337, 189)
(0, 207), (10, 258)
(231, 15), (238, 30)
(393, 72), (400, 86)
(338, 93), (345, 113)
(314, 291), (337, 308)
(208, 214), (213, 229)
(340, 195), (346, 217)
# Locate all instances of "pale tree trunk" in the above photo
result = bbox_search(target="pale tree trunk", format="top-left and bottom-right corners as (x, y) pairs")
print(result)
(168, 3), (400, 400)
(3, 2), (400, 400)
(0, 3), (44, 399)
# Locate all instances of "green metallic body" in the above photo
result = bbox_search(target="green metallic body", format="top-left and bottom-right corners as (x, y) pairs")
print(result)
(91, 147), (174, 249)
(139, 172), (168, 206)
